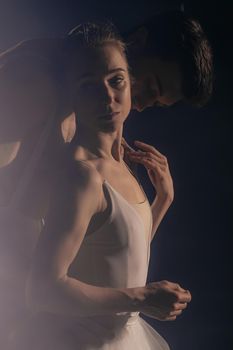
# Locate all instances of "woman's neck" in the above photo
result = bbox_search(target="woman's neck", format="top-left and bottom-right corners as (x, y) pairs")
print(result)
(70, 123), (123, 162)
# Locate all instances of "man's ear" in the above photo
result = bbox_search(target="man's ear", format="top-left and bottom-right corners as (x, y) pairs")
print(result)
(127, 26), (148, 51)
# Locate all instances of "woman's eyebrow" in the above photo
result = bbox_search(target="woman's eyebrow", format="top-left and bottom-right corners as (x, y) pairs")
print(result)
(107, 68), (126, 74)
(78, 68), (126, 81)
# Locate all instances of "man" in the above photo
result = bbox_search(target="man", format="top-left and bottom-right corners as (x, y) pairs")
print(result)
(120, 10), (213, 191)
(124, 10), (213, 112)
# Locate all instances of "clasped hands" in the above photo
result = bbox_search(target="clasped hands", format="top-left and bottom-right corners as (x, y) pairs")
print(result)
(139, 280), (191, 321)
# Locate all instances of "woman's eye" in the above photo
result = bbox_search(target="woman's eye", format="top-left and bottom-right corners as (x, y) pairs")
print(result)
(109, 76), (125, 87)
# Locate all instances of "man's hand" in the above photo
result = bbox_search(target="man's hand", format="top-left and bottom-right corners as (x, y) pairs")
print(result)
(139, 280), (191, 321)
(126, 140), (174, 203)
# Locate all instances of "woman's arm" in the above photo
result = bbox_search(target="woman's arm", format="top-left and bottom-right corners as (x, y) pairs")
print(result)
(123, 139), (174, 241)
(26, 162), (190, 320)
(150, 195), (173, 240)
(26, 163), (139, 317)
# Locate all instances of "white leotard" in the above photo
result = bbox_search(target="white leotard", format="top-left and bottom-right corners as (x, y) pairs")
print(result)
(26, 178), (170, 350)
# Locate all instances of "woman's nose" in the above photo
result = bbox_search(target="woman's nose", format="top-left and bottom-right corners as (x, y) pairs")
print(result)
(100, 84), (115, 105)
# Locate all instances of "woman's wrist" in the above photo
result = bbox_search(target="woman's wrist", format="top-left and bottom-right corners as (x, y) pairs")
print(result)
(120, 286), (146, 312)
(152, 192), (173, 209)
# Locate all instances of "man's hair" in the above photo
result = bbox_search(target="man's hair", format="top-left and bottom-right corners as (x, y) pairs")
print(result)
(126, 10), (213, 107)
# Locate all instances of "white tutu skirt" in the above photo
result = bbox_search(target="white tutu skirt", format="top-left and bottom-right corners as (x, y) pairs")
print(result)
(82, 314), (171, 350)
(9, 312), (170, 350)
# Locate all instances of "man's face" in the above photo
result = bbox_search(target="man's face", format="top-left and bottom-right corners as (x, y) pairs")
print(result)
(130, 56), (183, 111)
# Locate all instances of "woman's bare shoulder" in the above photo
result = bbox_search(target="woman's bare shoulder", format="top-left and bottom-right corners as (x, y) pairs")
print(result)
(54, 159), (103, 197)
(46, 160), (104, 223)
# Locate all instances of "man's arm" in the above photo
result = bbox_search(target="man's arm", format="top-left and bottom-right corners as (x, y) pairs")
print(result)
(0, 53), (58, 142)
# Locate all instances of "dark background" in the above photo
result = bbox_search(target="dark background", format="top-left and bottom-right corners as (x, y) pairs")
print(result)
(0, 0), (232, 349)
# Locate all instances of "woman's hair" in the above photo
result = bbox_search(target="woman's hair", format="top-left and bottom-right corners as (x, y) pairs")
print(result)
(125, 10), (213, 107)
(64, 21), (127, 62)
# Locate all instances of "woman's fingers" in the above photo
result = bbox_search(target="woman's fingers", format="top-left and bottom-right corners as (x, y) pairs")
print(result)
(128, 154), (166, 173)
(173, 290), (192, 304)
(121, 137), (135, 152)
(146, 301), (189, 321)
(134, 140), (166, 160)
(165, 316), (177, 321)
(166, 302), (189, 318)
(128, 156), (164, 172)
(142, 305), (185, 321)
(125, 141), (174, 202)
(141, 280), (191, 321)
(161, 280), (189, 293)
(127, 150), (166, 166)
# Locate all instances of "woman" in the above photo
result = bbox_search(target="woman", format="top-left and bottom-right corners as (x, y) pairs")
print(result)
(15, 22), (192, 350)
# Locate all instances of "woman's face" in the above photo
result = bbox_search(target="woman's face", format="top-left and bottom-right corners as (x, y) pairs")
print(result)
(70, 43), (131, 132)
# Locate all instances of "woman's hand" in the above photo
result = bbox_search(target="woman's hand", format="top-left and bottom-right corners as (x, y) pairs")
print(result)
(136, 280), (191, 321)
(126, 140), (174, 203)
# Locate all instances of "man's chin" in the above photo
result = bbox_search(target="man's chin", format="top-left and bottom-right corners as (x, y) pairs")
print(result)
(131, 104), (145, 112)
(131, 96), (148, 112)
(131, 104), (138, 111)
(131, 100), (142, 112)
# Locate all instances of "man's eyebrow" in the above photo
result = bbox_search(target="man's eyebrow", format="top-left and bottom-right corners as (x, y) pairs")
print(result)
(77, 68), (126, 81)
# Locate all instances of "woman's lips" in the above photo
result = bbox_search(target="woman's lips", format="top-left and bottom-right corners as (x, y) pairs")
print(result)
(99, 112), (120, 120)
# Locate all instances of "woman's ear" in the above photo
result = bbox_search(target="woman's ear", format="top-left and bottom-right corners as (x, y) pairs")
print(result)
(61, 112), (76, 143)
(0, 141), (21, 168)
(127, 26), (148, 51)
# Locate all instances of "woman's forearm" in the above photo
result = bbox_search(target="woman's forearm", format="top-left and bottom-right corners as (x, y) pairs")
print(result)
(150, 195), (173, 241)
(26, 273), (145, 317)
(26, 273), (192, 321)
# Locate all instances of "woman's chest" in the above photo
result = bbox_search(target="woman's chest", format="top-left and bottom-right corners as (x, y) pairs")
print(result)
(92, 159), (146, 204)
